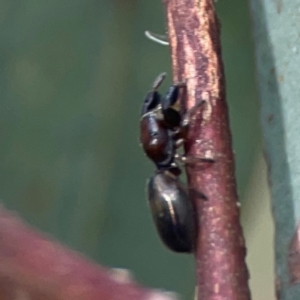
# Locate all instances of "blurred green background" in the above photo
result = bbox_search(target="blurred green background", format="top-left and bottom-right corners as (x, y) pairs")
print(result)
(0, 0), (261, 298)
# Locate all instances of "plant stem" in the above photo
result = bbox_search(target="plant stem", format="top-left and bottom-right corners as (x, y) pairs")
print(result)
(163, 1), (251, 299)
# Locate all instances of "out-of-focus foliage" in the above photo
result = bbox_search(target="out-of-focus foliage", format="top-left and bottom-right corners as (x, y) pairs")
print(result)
(251, 0), (300, 299)
(0, 0), (258, 298)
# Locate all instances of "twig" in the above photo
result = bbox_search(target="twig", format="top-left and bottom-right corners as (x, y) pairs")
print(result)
(163, 1), (251, 299)
(0, 205), (176, 300)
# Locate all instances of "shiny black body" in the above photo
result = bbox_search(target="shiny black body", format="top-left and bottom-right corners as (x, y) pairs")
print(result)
(147, 171), (196, 252)
(140, 73), (197, 253)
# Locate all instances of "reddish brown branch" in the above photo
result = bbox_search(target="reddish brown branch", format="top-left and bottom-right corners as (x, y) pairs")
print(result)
(163, 1), (251, 299)
(0, 205), (175, 300)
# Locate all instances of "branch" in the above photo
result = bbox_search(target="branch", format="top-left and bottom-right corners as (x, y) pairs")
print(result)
(163, 1), (251, 299)
(0, 205), (176, 300)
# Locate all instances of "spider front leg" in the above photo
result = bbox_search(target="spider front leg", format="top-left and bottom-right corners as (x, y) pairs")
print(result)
(174, 153), (215, 166)
(161, 82), (187, 129)
(182, 100), (205, 126)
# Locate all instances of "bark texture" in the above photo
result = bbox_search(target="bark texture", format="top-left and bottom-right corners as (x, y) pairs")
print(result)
(163, 1), (251, 299)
